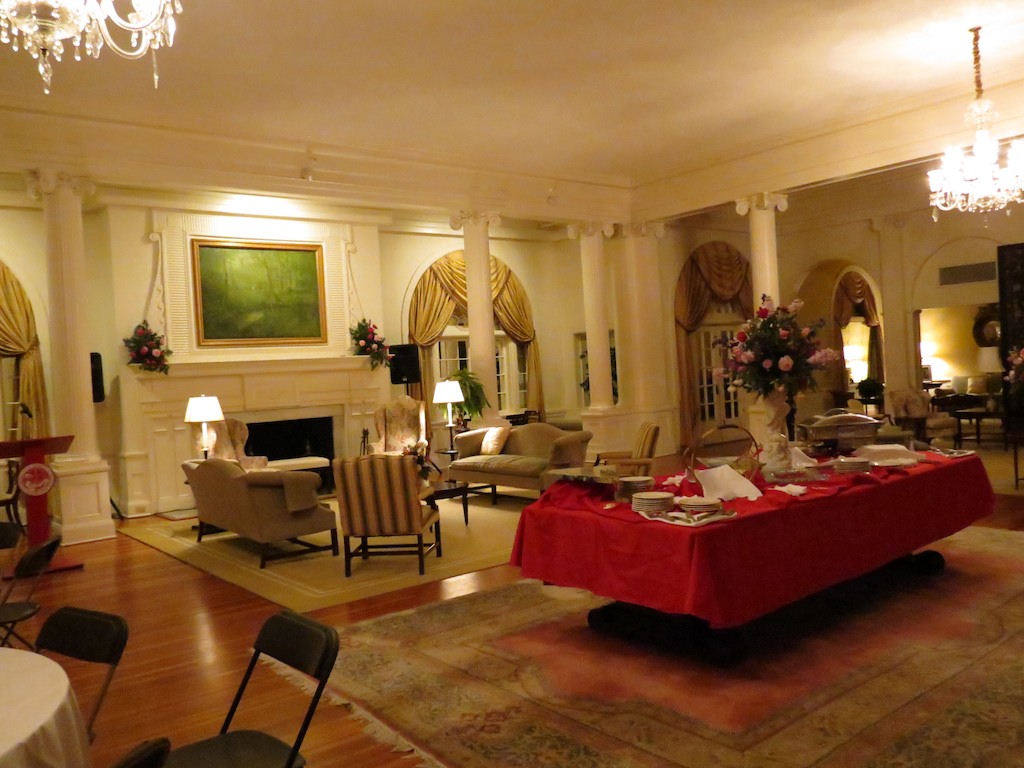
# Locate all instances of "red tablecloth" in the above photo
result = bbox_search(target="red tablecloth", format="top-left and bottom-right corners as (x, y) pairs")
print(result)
(510, 454), (995, 628)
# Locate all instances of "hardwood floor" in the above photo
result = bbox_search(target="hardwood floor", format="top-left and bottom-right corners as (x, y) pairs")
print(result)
(17, 455), (1024, 768)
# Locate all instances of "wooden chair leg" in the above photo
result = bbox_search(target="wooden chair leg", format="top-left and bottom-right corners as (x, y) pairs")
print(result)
(435, 519), (443, 558)
(329, 529), (339, 557)
(416, 534), (425, 575)
(343, 537), (353, 577)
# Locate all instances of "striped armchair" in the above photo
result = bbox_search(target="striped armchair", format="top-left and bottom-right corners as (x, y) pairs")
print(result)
(333, 454), (441, 576)
(594, 421), (660, 476)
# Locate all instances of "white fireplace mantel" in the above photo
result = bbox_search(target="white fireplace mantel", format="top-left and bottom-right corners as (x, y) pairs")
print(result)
(118, 355), (387, 516)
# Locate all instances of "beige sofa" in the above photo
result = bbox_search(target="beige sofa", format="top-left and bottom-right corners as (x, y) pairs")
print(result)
(448, 422), (593, 500)
(181, 458), (339, 568)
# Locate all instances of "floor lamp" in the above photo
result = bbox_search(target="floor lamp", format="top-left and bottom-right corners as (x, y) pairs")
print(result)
(184, 395), (225, 459)
(433, 380), (465, 451)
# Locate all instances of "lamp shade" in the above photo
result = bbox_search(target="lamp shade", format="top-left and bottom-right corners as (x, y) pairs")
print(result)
(433, 380), (464, 405)
(184, 395), (225, 423)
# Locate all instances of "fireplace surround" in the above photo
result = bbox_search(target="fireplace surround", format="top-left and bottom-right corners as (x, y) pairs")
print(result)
(117, 357), (385, 516)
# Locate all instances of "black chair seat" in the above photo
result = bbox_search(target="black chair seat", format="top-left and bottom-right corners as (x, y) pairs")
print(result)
(165, 731), (304, 768)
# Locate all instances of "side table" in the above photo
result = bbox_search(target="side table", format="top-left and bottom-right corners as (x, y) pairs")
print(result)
(427, 479), (470, 525)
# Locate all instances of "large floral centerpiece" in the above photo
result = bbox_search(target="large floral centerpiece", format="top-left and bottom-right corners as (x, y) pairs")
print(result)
(123, 320), (172, 374)
(349, 318), (392, 370)
(715, 295), (839, 436)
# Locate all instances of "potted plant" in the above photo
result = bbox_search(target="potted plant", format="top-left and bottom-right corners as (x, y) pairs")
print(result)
(856, 377), (884, 401)
(444, 369), (490, 428)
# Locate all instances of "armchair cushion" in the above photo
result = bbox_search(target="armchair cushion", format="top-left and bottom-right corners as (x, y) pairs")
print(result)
(480, 427), (511, 455)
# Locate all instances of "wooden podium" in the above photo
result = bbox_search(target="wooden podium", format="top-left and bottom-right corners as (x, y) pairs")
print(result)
(0, 435), (74, 546)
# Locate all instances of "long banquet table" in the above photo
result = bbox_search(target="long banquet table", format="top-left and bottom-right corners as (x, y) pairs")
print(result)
(511, 453), (995, 631)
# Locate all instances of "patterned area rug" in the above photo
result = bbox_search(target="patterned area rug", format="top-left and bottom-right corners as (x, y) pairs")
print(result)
(317, 525), (1024, 767)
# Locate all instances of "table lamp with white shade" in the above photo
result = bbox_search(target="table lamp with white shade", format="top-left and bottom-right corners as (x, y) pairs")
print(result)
(184, 395), (225, 459)
(433, 380), (465, 451)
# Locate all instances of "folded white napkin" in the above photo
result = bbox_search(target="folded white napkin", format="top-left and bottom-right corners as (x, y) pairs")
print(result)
(852, 444), (919, 460)
(662, 475), (684, 487)
(789, 447), (817, 467)
(694, 464), (761, 501)
(772, 484), (808, 496)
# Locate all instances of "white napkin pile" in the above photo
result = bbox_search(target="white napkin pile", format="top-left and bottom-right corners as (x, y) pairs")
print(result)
(694, 464), (762, 501)
(772, 484), (808, 497)
(789, 447), (818, 467)
(852, 444), (919, 461)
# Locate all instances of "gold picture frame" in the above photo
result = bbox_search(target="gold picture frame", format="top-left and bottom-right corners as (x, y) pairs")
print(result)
(191, 239), (327, 346)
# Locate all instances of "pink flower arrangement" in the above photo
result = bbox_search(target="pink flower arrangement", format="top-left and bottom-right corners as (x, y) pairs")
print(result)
(349, 318), (392, 371)
(122, 320), (172, 374)
(714, 294), (838, 399)
(1005, 347), (1024, 393)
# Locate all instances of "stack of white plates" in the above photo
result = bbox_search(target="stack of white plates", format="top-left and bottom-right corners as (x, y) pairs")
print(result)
(631, 491), (675, 514)
(618, 476), (655, 497)
(833, 457), (871, 474)
(677, 495), (724, 514)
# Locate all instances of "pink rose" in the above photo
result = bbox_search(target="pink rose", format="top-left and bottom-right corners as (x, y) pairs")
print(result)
(778, 355), (794, 372)
(736, 331), (748, 342)
(779, 329), (789, 339)
(152, 349), (162, 358)
(756, 307), (770, 319)
(136, 328), (145, 336)
(139, 346), (149, 355)
(801, 327), (812, 338)
(371, 343), (378, 351)
(762, 360), (773, 370)
(358, 340), (366, 347)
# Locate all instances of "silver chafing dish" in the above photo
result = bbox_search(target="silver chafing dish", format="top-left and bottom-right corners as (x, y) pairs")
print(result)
(797, 409), (883, 453)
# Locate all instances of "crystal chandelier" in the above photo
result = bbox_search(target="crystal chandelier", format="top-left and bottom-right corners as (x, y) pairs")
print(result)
(0, 0), (182, 94)
(928, 26), (1024, 214)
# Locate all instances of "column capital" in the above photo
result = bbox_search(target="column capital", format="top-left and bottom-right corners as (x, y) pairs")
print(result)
(735, 192), (788, 216)
(449, 210), (501, 231)
(566, 222), (616, 239)
(619, 221), (665, 239)
(26, 170), (95, 200)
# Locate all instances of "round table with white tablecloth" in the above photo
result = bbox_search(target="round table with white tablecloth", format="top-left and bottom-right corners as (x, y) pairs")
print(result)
(0, 647), (91, 768)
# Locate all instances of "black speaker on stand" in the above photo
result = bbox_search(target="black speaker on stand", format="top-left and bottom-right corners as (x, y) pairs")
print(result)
(389, 344), (421, 385)
(90, 352), (105, 403)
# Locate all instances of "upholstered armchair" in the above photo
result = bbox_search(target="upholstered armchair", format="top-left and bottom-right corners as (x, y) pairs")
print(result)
(181, 458), (339, 568)
(594, 421), (660, 475)
(333, 454), (441, 576)
(191, 418), (268, 469)
(889, 389), (958, 444)
(371, 395), (429, 455)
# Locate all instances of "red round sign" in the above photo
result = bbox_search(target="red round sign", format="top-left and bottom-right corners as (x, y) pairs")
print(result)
(18, 462), (56, 497)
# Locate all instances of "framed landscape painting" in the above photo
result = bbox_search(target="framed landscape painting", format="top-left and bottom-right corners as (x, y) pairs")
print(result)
(191, 239), (327, 346)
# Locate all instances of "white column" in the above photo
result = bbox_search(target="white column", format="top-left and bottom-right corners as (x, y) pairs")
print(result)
(450, 211), (501, 422)
(735, 193), (788, 303)
(569, 222), (615, 411)
(30, 170), (115, 544)
(616, 222), (669, 412)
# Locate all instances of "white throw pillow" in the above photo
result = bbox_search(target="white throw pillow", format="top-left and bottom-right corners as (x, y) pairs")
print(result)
(480, 427), (511, 455)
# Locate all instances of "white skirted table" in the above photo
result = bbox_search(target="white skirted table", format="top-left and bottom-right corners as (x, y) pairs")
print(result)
(0, 648), (91, 768)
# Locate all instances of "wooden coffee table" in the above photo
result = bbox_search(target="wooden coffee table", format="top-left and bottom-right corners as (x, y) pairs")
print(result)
(427, 480), (470, 525)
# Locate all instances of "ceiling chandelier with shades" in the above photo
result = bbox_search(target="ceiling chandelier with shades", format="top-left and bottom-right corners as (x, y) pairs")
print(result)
(0, 0), (182, 94)
(928, 26), (1024, 215)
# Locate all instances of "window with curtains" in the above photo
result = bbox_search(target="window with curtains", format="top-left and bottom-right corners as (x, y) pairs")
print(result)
(0, 357), (18, 440)
(435, 329), (526, 412)
(692, 304), (744, 433)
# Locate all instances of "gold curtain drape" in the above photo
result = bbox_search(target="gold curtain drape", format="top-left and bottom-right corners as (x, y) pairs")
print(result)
(406, 251), (544, 417)
(673, 241), (753, 449)
(0, 261), (50, 439)
(833, 271), (884, 385)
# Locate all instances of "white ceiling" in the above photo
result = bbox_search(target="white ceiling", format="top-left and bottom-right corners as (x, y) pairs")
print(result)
(4, 0), (1024, 221)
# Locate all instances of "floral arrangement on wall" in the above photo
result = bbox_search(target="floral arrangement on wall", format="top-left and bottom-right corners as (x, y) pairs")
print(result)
(349, 318), (391, 370)
(715, 294), (839, 399)
(123, 320), (172, 374)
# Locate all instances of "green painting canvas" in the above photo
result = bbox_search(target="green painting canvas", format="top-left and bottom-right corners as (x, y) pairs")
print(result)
(192, 240), (326, 345)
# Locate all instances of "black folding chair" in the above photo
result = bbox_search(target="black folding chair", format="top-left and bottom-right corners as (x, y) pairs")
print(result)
(0, 460), (22, 531)
(0, 520), (22, 551)
(164, 610), (339, 768)
(110, 737), (171, 768)
(36, 606), (130, 741)
(0, 536), (60, 648)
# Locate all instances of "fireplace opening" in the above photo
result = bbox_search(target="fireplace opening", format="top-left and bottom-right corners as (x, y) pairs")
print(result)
(245, 416), (335, 490)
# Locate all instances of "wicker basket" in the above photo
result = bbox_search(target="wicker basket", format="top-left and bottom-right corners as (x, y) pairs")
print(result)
(682, 423), (762, 480)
